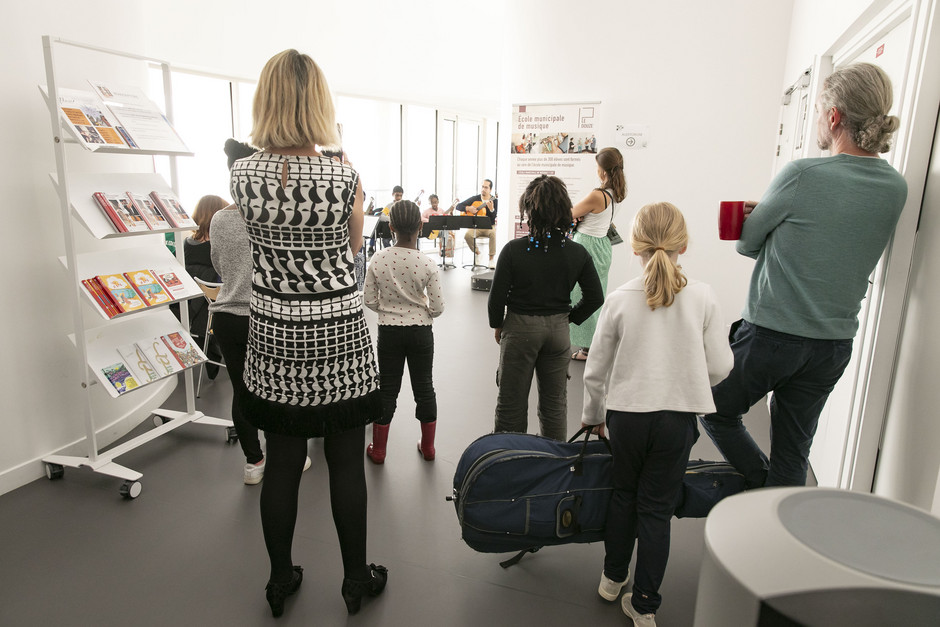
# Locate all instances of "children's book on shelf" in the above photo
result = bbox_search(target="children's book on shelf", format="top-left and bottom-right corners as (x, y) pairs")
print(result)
(81, 278), (120, 318)
(52, 87), (131, 151)
(127, 192), (171, 230)
(124, 269), (173, 306)
(160, 331), (205, 368)
(101, 361), (139, 395)
(116, 342), (160, 385)
(137, 335), (185, 376)
(152, 269), (188, 299)
(92, 192), (149, 233)
(95, 274), (147, 313)
(149, 191), (196, 229)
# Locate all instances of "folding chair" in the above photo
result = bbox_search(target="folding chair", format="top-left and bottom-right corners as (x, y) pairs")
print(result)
(193, 277), (225, 397)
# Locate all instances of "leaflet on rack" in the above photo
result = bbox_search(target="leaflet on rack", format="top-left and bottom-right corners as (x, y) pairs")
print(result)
(88, 81), (190, 153)
(92, 192), (150, 233)
(100, 330), (207, 395)
(127, 192), (171, 230)
(116, 342), (160, 385)
(137, 335), (185, 377)
(151, 269), (188, 298)
(124, 269), (173, 306)
(95, 274), (147, 313)
(149, 191), (196, 229)
(53, 87), (132, 151)
(101, 361), (139, 395)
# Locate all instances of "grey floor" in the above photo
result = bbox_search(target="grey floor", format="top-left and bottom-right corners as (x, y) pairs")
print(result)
(0, 257), (775, 626)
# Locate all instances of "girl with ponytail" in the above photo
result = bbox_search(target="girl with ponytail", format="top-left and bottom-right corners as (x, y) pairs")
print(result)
(580, 202), (733, 625)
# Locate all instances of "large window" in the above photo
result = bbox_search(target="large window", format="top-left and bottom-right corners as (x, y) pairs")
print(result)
(403, 104), (437, 206)
(456, 119), (481, 201)
(336, 96), (401, 210)
(148, 69), (235, 210)
(147, 67), (493, 220)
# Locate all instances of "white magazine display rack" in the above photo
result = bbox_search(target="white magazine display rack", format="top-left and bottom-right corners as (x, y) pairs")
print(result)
(40, 36), (234, 499)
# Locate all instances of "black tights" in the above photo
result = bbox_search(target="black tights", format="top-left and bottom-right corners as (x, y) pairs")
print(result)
(260, 427), (369, 584)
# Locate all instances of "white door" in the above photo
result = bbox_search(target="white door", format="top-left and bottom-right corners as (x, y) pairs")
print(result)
(438, 112), (484, 205)
(808, 14), (913, 488)
(772, 69), (813, 177)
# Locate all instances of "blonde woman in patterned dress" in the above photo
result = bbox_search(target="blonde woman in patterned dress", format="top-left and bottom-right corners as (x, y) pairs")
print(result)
(230, 49), (386, 618)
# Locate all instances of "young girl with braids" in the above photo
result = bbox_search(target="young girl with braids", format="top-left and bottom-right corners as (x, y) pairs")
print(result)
(581, 202), (733, 627)
(488, 175), (604, 441)
(363, 200), (445, 463)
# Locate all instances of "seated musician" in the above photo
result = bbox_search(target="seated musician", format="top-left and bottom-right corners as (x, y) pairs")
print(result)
(368, 185), (403, 256)
(422, 194), (457, 257)
(455, 179), (498, 268)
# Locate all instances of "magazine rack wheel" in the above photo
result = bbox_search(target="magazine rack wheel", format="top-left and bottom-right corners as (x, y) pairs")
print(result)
(120, 480), (142, 499)
(226, 427), (239, 444)
(44, 462), (65, 480)
(152, 415), (172, 427)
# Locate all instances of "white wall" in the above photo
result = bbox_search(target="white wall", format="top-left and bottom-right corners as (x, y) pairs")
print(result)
(878, 104), (940, 509)
(498, 0), (794, 322)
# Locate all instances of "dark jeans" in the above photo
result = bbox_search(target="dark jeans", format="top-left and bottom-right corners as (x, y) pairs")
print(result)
(701, 320), (853, 488)
(376, 325), (436, 425)
(211, 312), (264, 464)
(604, 410), (697, 615)
(494, 312), (570, 441)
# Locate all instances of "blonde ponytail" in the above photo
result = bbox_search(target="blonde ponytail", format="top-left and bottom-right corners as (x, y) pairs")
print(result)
(631, 202), (689, 310)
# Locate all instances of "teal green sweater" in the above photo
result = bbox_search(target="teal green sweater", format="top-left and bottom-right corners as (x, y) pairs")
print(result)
(739, 154), (907, 339)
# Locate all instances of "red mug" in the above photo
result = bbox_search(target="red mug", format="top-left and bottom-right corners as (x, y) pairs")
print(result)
(719, 201), (745, 240)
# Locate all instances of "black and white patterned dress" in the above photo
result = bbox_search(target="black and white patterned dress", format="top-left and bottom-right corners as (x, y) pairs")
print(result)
(230, 152), (380, 437)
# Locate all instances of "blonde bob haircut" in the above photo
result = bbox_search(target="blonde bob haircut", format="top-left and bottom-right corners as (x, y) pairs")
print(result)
(251, 49), (341, 150)
(631, 201), (689, 310)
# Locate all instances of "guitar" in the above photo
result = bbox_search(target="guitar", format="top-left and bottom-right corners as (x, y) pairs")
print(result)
(461, 195), (496, 217)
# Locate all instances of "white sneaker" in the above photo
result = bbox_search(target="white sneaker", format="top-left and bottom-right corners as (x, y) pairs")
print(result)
(303, 456), (312, 471)
(622, 593), (656, 627)
(598, 569), (629, 601)
(244, 458), (265, 485)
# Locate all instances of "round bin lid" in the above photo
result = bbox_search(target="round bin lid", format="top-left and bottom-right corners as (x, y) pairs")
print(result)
(778, 491), (940, 587)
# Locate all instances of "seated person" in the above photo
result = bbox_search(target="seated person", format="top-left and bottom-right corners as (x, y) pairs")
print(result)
(184, 195), (226, 376)
(456, 179), (498, 268)
(368, 185), (402, 255)
(421, 194), (458, 255)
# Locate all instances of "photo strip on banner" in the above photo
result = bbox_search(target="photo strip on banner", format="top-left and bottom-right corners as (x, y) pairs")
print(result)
(509, 102), (601, 237)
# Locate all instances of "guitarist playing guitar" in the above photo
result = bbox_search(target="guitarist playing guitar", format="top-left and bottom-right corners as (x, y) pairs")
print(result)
(455, 179), (498, 268)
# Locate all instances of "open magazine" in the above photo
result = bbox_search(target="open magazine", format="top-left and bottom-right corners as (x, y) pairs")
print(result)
(47, 82), (189, 153)
(88, 81), (189, 153)
(53, 87), (132, 150)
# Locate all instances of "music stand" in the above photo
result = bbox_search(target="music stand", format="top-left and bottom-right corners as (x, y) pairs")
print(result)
(423, 215), (487, 270)
(456, 216), (493, 270)
(373, 221), (393, 241)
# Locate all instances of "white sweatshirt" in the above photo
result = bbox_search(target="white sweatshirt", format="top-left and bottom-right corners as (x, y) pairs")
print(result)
(581, 277), (733, 425)
(363, 247), (444, 325)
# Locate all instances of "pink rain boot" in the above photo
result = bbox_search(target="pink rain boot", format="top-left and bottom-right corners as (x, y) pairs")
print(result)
(417, 421), (436, 461)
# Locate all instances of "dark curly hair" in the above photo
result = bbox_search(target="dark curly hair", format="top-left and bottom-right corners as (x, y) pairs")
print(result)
(519, 175), (573, 243)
